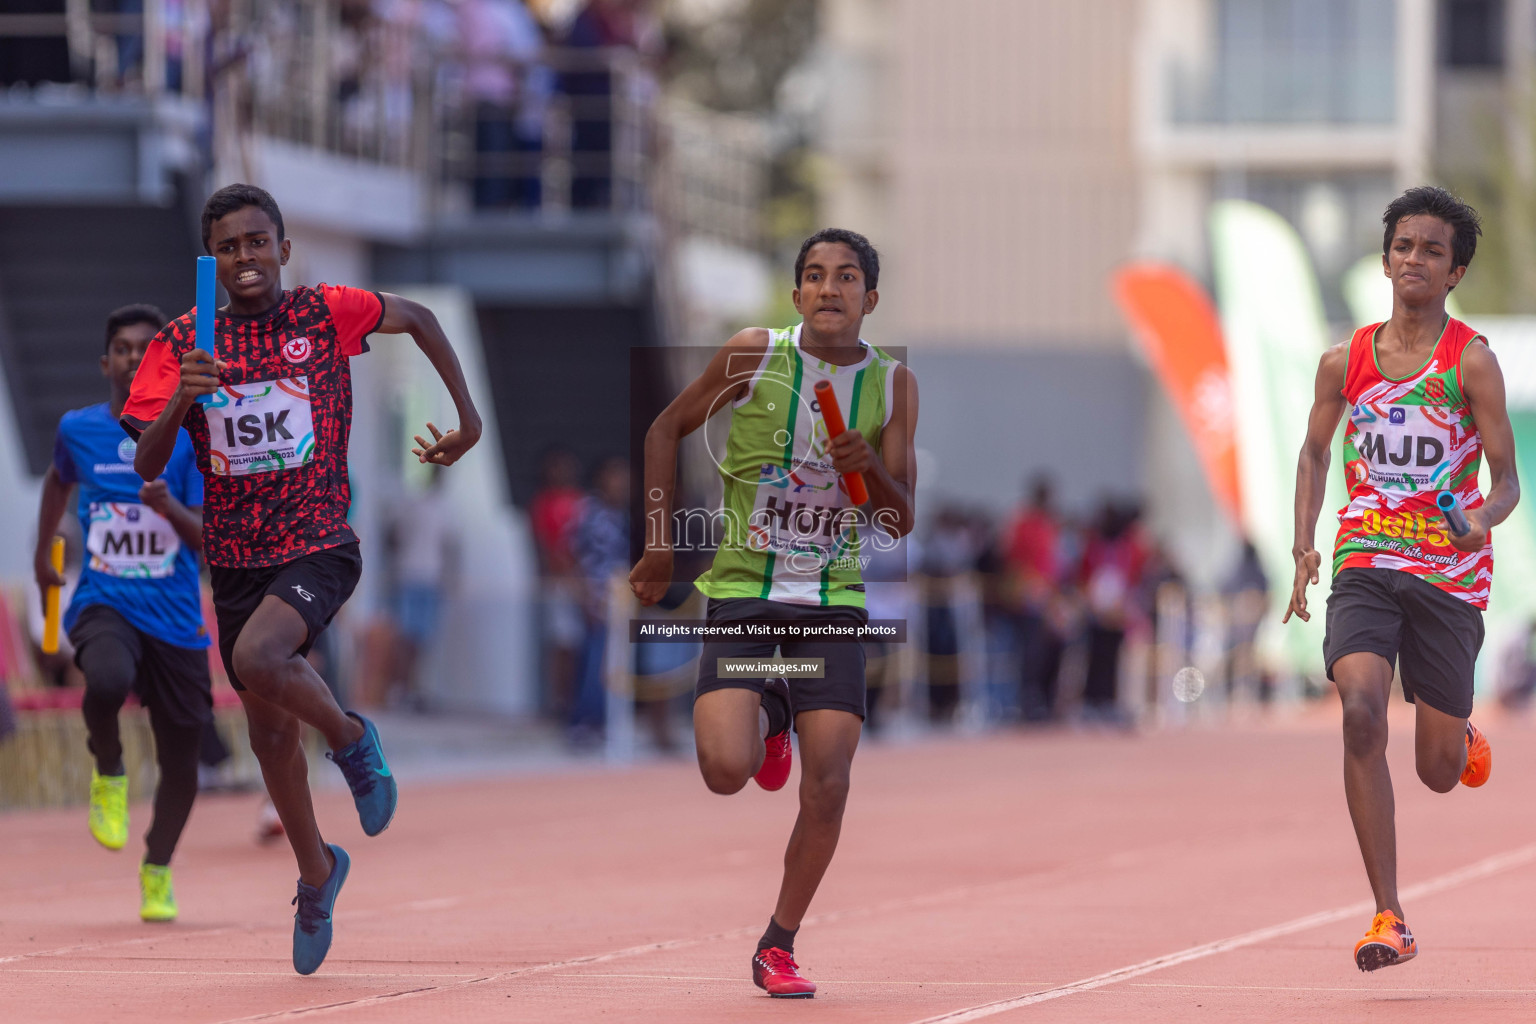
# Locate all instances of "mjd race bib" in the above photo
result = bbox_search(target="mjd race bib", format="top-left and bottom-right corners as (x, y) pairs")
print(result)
(747, 462), (853, 572)
(1352, 404), (1451, 492)
(86, 502), (180, 578)
(205, 377), (316, 477)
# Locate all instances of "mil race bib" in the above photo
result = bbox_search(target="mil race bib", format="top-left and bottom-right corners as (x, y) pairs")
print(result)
(86, 502), (180, 578)
(205, 377), (316, 477)
(746, 462), (853, 573)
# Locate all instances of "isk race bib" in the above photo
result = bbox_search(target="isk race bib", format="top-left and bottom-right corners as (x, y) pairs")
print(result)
(86, 502), (180, 578)
(204, 377), (317, 477)
(746, 461), (854, 573)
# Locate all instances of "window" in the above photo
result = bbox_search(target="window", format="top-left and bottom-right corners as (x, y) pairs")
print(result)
(1171, 0), (1397, 125)
(1440, 0), (1504, 68)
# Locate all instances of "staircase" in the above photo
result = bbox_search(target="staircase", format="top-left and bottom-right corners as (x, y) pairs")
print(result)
(0, 191), (202, 475)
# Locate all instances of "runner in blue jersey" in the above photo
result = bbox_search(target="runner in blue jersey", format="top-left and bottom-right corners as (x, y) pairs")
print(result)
(33, 304), (210, 923)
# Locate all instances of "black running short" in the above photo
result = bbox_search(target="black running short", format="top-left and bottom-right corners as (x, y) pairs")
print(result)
(69, 604), (213, 730)
(210, 542), (362, 691)
(694, 597), (868, 720)
(1323, 566), (1484, 719)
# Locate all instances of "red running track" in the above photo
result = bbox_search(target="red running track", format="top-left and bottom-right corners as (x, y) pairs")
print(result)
(5, 703), (1536, 1023)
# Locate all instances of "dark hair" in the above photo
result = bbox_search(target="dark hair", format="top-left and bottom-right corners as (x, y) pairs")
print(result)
(201, 183), (285, 253)
(104, 303), (167, 353)
(1382, 186), (1481, 272)
(795, 228), (880, 292)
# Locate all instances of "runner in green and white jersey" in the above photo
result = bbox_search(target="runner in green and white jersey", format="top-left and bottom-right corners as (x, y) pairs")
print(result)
(631, 229), (919, 999)
(694, 319), (902, 607)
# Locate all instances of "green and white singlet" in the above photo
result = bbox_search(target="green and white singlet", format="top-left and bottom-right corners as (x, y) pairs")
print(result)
(695, 323), (903, 608)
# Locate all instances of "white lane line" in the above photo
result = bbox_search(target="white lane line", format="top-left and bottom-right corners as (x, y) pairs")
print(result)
(205, 850), (1155, 1022)
(0, 896), (460, 967)
(1, 969), (481, 979)
(1131, 982), (1536, 994)
(207, 925), (768, 1023)
(0, 926), (249, 965)
(553, 973), (1051, 986)
(908, 842), (1536, 1024)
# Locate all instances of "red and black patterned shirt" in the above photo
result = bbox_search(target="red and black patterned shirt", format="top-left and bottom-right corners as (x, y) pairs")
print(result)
(122, 284), (384, 569)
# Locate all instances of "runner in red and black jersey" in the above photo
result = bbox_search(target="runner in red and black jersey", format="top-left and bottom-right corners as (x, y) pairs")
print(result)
(122, 184), (482, 975)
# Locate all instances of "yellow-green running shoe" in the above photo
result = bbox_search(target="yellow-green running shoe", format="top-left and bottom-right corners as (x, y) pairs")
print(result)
(89, 769), (128, 851)
(139, 863), (177, 922)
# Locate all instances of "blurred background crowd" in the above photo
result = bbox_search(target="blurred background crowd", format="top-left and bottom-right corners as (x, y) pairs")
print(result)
(10, 1), (1536, 797)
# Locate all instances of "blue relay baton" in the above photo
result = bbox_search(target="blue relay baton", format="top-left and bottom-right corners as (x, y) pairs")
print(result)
(193, 255), (217, 405)
(1437, 490), (1471, 538)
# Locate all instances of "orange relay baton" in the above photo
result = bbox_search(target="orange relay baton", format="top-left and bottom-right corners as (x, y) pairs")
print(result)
(814, 380), (869, 506)
(41, 535), (64, 654)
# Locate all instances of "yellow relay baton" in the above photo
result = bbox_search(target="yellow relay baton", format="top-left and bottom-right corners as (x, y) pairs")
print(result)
(41, 535), (64, 654)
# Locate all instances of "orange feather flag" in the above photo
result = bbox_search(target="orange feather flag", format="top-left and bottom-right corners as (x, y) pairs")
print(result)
(1112, 263), (1242, 521)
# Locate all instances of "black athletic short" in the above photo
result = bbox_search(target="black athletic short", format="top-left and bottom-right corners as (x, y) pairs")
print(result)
(210, 542), (362, 691)
(1323, 566), (1484, 719)
(69, 604), (213, 730)
(694, 597), (868, 720)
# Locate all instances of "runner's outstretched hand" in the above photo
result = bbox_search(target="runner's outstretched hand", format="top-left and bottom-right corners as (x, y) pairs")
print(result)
(629, 549), (672, 607)
(411, 420), (480, 466)
(1283, 547), (1322, 623)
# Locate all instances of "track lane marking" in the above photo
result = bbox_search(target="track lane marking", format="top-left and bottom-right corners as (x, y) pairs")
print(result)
(553, 973), (1054, 986)
(1130, 981), (1536, 994)
(1, 968), (480, 978)
(0, 897), (461, 966)
(907, 842), (1536, 1023)
(204, 848), (1170, 1022)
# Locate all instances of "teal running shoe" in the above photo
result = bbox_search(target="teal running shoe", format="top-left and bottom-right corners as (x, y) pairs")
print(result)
(328, 713), (397, 836)
(291, 843), (349, 975)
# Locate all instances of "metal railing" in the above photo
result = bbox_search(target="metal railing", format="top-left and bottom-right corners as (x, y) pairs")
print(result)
(431, 46), (654, 217)
(0, 0), (210, 100)
(0, 1), (659, 219)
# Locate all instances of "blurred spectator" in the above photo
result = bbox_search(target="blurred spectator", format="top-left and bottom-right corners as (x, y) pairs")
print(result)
(1004, 476), (1064, 721)
(385, 467), (459, 710)
(370, 0), (459, 160)
(107, 0), (147, 89)
(1139, 540), (1192, 709)
(972, 514), (1020, 721)
(1222, 539), (1271, 702)
(460, 0), (546, 207)
(531, 446), (585, 717)
(568, 455), (630, 745)
(1498, 619), (1536, 710)
(0, 678), (15, 742)
(862, 534), (913, 733)
(562, 0), (658, 208)
(1078, 500), (1147, 721)
(920, 506), (979, 724)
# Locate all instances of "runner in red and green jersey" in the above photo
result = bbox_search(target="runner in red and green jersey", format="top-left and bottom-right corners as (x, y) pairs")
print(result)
(1333, 316), (1493, 604)
(1286, 186), (1520, 973)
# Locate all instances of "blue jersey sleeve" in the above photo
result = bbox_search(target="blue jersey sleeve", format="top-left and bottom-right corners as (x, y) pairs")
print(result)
(52, 421), (78, 484)
(175, 433), (203, 508)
